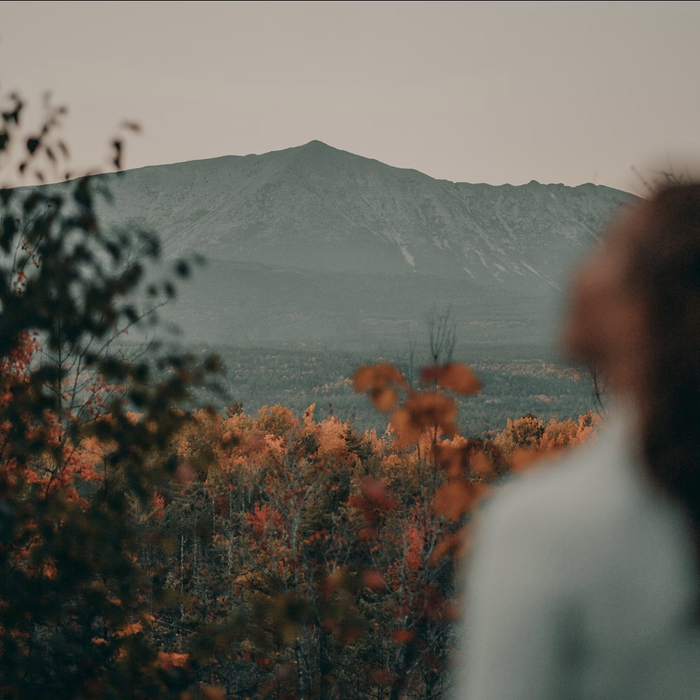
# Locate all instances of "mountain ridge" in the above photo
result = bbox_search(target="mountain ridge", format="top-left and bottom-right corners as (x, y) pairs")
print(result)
(104, 139), (629, 192)
(92, 140), (635, 290)
(28, 141), (637, 349)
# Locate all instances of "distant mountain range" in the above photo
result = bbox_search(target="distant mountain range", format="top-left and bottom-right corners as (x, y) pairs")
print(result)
(65, 141), (639, 351)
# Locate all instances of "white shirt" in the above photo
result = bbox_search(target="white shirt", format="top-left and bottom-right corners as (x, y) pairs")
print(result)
(457, 406), (700, 700)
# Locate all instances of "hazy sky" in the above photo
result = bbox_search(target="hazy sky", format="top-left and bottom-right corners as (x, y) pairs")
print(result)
(1, 1), (699, 193)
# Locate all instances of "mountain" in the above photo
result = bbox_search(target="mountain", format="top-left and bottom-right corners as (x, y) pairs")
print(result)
(63, 142), (639, 350)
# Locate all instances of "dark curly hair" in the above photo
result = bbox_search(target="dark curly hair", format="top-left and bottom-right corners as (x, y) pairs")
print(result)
(631, 184), (700, 567)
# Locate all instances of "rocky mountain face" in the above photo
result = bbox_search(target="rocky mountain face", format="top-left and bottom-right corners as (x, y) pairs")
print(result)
(59, 141), (638, 350)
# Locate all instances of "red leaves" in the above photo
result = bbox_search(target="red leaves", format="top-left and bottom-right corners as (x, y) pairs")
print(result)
(354, 363), (405, 392)
(245, 503), (285, 540)
(353, 361), (493, 552)
(471, 450), (494, 478)
(420, 363), (481, 395)
(362, 570), (385, 590)
(338, 625), (365, 645)
(115, 621), (143, 638)
(360, 476), (398, 510)
(349, 477), (398, 530)
(391, 629), (414, 644)
(354, 363), (406, 413)
(391, 392), (457, 448)
(372, 386), (398, 412)
(355, 361), (482, 450)
(434, 443), (465, 478)
(431, 441), (492, 527)
(175, 460), (196, 484)
(432, 481), (476, 522)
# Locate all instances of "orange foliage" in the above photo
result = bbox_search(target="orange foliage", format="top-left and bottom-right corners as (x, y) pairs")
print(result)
(432, 481), (480, 522)
(93, 358), (598, 698)
(0, 332), (107, 502)
(157, 651), (190, 670)
(353, 362), (602, 571)
(200, 686), (226, 700)
(391, 392), (458, 448)
(354, 363), (407, 413)
(419, 362), (481, 394)
(115, 622), (143, 638)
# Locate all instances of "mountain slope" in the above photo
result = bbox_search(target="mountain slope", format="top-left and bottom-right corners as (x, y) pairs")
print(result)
(94, 141), (635, 291)
(35, 141), (636, 350)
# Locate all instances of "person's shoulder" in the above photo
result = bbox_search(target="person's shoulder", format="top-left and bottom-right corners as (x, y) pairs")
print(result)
(484, 442), (622, 533)
(473, 419), (642, 573)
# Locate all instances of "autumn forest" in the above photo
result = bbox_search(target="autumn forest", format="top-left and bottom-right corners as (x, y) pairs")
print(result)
(0, 91), (602, 700)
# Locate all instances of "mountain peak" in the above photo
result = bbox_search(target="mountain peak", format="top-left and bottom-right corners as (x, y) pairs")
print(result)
(300, 139), (333, 149)
(292, 140), (348, 158)
(284, 139), (374, 176)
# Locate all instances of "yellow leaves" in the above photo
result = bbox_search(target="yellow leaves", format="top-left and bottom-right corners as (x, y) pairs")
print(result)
(125, 411), (142, 425)
(420, 363), (481, 394)
(316, 417), (348, 457)
(303, 403), (316, 426)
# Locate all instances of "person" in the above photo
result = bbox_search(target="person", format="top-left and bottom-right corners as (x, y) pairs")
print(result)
(457, 183), (700, 699)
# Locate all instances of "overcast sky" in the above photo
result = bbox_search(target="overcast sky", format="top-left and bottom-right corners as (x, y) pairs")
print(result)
(1, 1), (699, 193)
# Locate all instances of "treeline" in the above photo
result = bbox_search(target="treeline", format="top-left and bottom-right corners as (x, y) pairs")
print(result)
(177, 345), (599, 437)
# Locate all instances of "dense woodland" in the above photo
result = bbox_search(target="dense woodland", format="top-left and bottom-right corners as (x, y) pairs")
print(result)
(0, 90), (601, 699)
(1, 330), (600, 698)
(136, 401), (599, 699)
